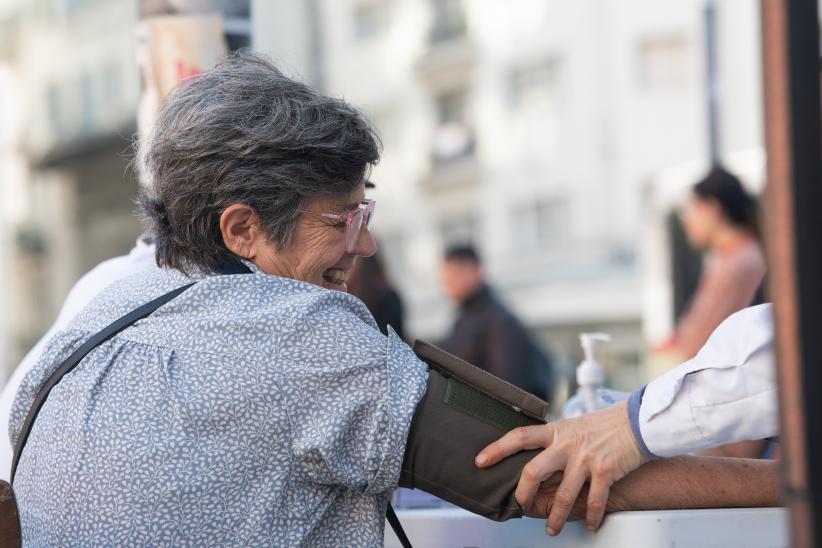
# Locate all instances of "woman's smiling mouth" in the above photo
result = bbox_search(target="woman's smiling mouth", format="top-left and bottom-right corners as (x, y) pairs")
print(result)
(322, 268), (349, 290)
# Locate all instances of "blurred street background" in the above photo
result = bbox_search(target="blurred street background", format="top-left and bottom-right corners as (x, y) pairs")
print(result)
(0, 0), (767, 408)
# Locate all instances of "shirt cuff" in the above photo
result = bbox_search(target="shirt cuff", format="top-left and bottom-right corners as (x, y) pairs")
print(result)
(627, 386), (657, 460)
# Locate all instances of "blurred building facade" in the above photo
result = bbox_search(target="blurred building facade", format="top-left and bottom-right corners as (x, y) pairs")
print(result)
(0, 0), (143, 381)
(0, 0), (251, 381)
(254, 0), (764, 397)
(0, 0), (764, 397)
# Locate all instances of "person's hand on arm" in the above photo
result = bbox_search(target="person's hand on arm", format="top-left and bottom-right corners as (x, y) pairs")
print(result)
(487, 303), (778, 535)
(475, 400), (648, 535)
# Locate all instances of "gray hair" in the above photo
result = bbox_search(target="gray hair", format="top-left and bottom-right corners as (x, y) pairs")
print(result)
(138, 50), (381, 274)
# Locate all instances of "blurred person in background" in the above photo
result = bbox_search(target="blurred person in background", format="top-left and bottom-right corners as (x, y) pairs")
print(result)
(658, 166), (766, 361)
(346, 245), (406, 341)
(439, 243), (552, 399)
(654, 166), (769, 460)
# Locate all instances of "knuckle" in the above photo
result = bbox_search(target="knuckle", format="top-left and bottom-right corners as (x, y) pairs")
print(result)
(575, 449), (595, 469)
(556, 436), (573, 453)
(587, 499), (606, 514)
(553, 492), (574, 509)
(514, 427), (531, 444)
(521, 463), (540, 482)
(592, 458), (615, 479)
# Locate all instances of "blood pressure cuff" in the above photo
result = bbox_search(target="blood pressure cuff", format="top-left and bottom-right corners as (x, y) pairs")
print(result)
(399, 340), (550, 522)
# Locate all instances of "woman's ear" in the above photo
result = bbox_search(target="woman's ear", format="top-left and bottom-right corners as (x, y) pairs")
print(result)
(219, 204), (263, 260)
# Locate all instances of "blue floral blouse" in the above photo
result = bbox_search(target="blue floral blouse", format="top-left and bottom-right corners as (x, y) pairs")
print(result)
(9, 264), (428, 547)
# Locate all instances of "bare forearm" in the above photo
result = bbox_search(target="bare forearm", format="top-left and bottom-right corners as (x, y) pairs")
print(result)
(607, 456), (780, 511)
(529, 456), (781, 520)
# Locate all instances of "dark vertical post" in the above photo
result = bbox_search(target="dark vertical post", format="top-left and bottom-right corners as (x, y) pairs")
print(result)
(704, 0), (721, 164)
(760, 0), (822, 546)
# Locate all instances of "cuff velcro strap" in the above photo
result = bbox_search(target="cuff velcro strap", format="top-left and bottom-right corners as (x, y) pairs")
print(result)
(413, 340), (550, 422)
(444, 377), (537, 432)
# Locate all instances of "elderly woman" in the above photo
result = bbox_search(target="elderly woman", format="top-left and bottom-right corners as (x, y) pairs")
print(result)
(10, 53), (780, 547)
(10, 52), (427, 546)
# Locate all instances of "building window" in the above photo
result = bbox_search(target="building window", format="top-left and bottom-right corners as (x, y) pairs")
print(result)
(370, 108), (400, 151)
(432, 88), (474, 163)
(353, 1), (390, 41)
(440, 216), (477, 247)
(47, 84), (63, 137)
(437, 89), (466, 125)
(509, 60), (559, 112)
(46, 82), (76, 139)
(99, 64), (121, 105)
(510, 196), (570, 254)
(62, 0), (87, 12)
(430, 0), (467, 44)
(94, 63), (125, 124)
(80, 72), (95, 130)
(637, 35), (690, 89)
(507, 60), (561, 159)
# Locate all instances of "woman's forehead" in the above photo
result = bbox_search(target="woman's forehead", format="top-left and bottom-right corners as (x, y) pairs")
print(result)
(314, 186), (366, 212)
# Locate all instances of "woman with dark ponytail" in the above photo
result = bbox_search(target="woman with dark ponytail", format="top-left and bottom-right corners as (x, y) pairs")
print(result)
(662, 165), (766, 361)
(693, 166), (761, 240)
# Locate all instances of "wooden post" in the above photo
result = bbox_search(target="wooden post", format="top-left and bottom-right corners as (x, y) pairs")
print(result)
(760, 0), (822, 546)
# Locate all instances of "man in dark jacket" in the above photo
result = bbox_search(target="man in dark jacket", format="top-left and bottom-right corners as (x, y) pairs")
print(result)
(439, 244), (552, 399)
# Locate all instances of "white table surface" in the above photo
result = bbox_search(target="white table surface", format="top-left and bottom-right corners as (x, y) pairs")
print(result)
(384, 507), (788, 548)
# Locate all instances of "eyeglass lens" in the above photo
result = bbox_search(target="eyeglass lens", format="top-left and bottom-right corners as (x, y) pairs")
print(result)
(346, 208), (365, 251)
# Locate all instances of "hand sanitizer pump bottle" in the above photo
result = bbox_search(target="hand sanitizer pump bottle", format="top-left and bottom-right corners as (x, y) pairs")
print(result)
(563, 333), (628, 418)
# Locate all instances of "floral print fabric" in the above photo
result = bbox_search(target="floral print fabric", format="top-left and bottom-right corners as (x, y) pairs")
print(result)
(10, 265), (428, 547)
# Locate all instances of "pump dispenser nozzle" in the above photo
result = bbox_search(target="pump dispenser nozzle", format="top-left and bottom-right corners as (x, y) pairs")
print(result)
(576, 333), (611, 388)
(580, 333), (611, 363)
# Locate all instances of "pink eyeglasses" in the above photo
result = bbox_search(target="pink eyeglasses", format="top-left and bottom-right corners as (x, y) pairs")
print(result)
(299, 199), (376, 253)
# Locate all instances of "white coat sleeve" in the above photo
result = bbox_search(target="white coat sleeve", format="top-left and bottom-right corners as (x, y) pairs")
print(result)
(626, 303), (777, 458)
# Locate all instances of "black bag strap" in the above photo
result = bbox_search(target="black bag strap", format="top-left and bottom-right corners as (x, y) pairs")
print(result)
(10, 283), (196, 483)
(386, 501), (412, 548)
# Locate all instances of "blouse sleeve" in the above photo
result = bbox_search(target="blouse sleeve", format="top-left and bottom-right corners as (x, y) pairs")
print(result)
(278, 291), (428, 495)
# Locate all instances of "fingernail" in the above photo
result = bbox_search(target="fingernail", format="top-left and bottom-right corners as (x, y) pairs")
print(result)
(475, 454), (487, 466)
(546, 526), (557, 536)
(587, 523), (596, 532)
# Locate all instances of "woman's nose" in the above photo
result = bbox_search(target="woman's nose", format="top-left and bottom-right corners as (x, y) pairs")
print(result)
(352, 225), (377, 257)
